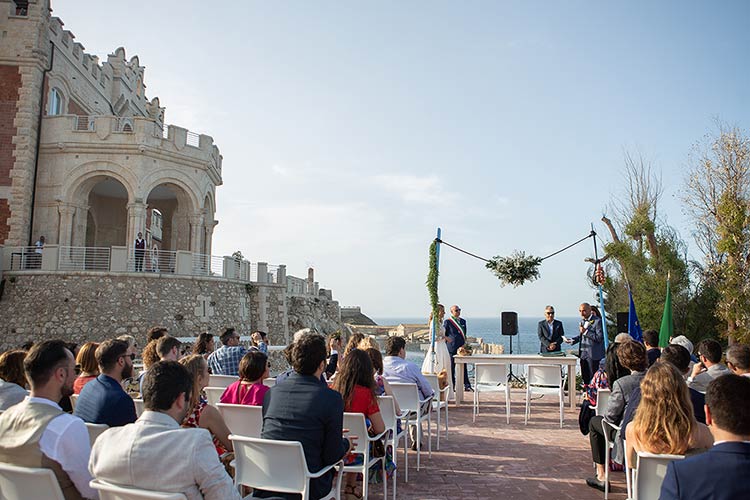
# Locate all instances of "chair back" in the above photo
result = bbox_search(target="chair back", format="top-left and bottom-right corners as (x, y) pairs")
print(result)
(263, 377), (276, 387)
(527, 365), (562, 387)
(0, 462), (65, 500)
(475, 363), (508, 386)
(217, 403), (263, 438)
(208, 374), (238, 388)
(377, 395), (398, 432)
(90, 479), (188, 499)
(132, 398), (144, 417)
(85, 422), (109, 446)
(343, 412), (370, 455)
(423, 374), (440, 394)
(203, 387), (224, 407)
(634, 452), (685, 500)
(231, 435), (309, 494)
(70, 393), (78, 411)
(595, 388), (611, 416)
(389, 383), (420, 413)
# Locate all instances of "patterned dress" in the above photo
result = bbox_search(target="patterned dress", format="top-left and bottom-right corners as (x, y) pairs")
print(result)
(182, 395), (227, 456)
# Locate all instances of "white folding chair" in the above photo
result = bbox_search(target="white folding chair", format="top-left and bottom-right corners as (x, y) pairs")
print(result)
(389, 382), (433, 470)
(524, 364), (564, 427)
(343, 412), (388, 500)
(632, 451), (685, 500)
(377, 395), (409, 497)
(473, 363), (510, 424)
(132, 398), (144, 417)
(263, 377), (276, 387)
(601, 419), (621, 500)
(208, 374), (238, 388)
(85, 422), (109, 447)
(623, 438), (633, 499)
(0, 462), (65, 500)
(70, 393), (78, 411)
(423, 373), (449, 449)
(231, 435), (343, 500)
(90, 479), (188, 499)
(593, 388), (611, 417)
(217, 403), (263, 438)
(203, 387), (224, 407)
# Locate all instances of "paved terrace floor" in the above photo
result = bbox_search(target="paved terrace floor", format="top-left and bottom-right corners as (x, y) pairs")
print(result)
(393, 390), (628, 500)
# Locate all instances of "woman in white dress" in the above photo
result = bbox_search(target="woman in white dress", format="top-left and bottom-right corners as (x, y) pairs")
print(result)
(422, 304), (453, 395)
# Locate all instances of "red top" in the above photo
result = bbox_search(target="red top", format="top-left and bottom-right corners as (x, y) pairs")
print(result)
(346, 385), (379, 416)
(220, 381), (269, 406)
(73, 375), (97, 394)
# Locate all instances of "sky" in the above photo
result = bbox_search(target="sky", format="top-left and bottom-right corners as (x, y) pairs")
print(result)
(52, 1), (750, 318)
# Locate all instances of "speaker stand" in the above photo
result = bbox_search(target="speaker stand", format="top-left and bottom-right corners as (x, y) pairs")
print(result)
(507, 335), (523, 385)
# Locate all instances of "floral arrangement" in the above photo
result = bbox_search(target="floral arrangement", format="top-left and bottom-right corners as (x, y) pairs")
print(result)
(485, 251), (543, 287)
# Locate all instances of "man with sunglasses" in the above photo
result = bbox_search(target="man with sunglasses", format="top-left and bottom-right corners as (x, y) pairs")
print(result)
(75, 338), (138, 427)
(537, 305), (564, 353)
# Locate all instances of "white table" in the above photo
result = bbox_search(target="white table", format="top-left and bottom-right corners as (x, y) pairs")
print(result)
(454, 354), (578, 409)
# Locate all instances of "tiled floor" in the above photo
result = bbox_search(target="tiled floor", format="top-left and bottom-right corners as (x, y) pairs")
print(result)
(387, 390), (627, 499)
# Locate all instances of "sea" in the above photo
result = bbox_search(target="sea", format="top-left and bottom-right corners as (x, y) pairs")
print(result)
(372, 316), (582, 367)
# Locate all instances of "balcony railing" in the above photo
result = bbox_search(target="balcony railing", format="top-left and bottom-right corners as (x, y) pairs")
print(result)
(59, 246), (110, 271)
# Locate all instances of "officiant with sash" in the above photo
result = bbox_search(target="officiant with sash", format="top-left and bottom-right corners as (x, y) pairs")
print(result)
(445, 305), (473, 391)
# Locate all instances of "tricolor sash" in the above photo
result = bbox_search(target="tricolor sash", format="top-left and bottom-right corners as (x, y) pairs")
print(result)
(447, 316), (466, 340)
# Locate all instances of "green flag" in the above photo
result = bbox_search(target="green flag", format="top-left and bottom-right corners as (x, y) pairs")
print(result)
(659, 280), (673, 347)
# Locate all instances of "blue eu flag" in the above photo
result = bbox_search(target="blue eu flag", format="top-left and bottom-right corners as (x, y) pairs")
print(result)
(628, 289), (643, 343)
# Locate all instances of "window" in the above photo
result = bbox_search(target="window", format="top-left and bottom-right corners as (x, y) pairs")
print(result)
(14, 1), (29, 16)
(48, 88), (63, 116)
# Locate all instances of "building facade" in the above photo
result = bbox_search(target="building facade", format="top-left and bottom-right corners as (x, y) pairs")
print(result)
(0, 0), (221, 257)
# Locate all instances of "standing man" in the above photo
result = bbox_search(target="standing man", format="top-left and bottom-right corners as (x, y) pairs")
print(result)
(537, 305), (564, 353)
(134, 232), (146, 272)
(444, 305), (472, 392)
(565, 302), (605, 386)
(33, 234), (45, 269)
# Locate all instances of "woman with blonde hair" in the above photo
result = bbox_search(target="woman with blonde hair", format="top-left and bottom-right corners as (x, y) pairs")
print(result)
(625, 361), (713, 466)
(357, 336), (380, 351)
(179, 354), (233, 456)
(342, 333), (365, 360)
(73, 342), (100, 394)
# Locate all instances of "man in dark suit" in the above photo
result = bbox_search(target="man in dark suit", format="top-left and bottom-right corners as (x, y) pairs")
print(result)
(660, 374), (750, 500)
(565, 302), (605, 386)
(444, 304), (472, 391)
(537, 305), (564, 353)
(256, 332), (353, 499)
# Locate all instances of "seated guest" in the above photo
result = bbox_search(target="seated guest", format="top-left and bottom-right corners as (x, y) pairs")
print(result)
(179, 355), (233, 455)
(383, 336), (434, 450)
(276, 329), (327, 385)
(73, 342), (99, 394)
(342, 333), (365, 361)
(192, 333), (215, 360)
(250, 331), (269, 354)
(625, 362), (712, 468)
(358, 336), (380, 351)
(146, 325), (169, 343)
(255, 332), (353, 499)
(325, 332), (342, 379)
(156, 336), (182, 362)
(726, 344), (750, 377)
(586, 340), (647, 492)
(643, 329), (661, 367)
(220, 351), (270, 406)
(0, 349), (28, 410)
(116, 336), (140, 396)
(366, 348), (401, 411)
(333, 349), (387, 498)
(688, 339), (731, 393)
(660, 374), (750, 500)
(90, 361), (241, 500)
(579, 341), (629, 435)
(207, 328), (247, 376)
(0, 340), (98, 499)
(75, 339), (137, 427)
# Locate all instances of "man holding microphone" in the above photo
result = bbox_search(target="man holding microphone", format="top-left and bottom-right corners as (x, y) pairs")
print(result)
(564, 302), (605, 386)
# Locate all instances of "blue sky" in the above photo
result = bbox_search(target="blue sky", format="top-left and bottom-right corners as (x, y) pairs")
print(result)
(54, 1), (750, 318)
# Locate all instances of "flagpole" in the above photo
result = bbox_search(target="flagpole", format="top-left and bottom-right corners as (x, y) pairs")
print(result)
(431, 228), (442, 370)
(591, 223), (609, 349)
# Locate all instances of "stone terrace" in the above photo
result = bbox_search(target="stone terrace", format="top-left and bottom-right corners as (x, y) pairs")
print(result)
(394, 390), (627, 500)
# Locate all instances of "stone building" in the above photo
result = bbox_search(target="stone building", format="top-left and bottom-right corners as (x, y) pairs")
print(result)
(0, 0), (220, 256)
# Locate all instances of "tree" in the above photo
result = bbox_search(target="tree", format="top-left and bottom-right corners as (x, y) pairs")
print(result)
(598, 152), (690, 334)
(684, 122), (750, 344)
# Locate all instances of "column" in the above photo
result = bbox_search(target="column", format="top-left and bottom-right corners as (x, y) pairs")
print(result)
(204, 220), (217, 256)
(57, 204), (76, 248)
(126, 202), (147, 259)
(189, 213), (205, 254)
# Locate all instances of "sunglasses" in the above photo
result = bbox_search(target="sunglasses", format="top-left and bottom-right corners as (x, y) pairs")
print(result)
(546, 312), (555, 315)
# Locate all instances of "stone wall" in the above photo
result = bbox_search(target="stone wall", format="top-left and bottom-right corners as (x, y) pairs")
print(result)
(0, 272), (343, 351)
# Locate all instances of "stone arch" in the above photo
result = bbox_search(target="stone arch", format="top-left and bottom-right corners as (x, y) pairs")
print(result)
(140, 170), (202, 211)
(46, 73), (74, 115)
(145, 182), (197, 253)
(64, 161), (137, 206)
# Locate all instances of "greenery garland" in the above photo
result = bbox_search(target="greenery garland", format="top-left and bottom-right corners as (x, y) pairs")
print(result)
(485, 251), (543, 287)
(427, 240), (439, 316)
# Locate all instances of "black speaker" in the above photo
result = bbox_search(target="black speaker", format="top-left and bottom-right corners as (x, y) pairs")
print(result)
(501, 311), (518, 336)
(616, 312), (629, 334)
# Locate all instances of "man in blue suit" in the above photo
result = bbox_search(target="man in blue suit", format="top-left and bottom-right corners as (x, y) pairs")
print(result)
(564, 302), (605, 386)
(444, 304), (472, 391)
(537, 305), (564, 353)
(660, 374), (750, 500)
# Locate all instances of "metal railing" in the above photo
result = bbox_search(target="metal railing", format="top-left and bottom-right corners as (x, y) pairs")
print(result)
(58, 246), (111, 271)
(128, 249), (176, 273)
(186, 131), (201, 147)
(73, 115), (94, 131)
(6, 247), (41, 270)
(192, 253), (228, 277)
(72, 115), (135, 133)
